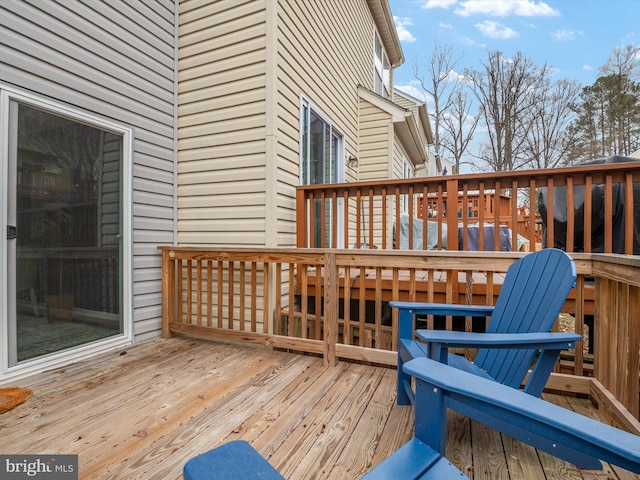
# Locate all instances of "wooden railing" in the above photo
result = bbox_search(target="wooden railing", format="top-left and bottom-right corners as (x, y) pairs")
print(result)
(296, 162), (640, 254)
(159, 246), (640, 431)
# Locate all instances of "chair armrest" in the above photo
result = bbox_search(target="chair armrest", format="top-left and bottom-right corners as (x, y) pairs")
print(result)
(403, 357), (640, 474)
(389, 301), (495, 317)
(416, 330), (581, 350)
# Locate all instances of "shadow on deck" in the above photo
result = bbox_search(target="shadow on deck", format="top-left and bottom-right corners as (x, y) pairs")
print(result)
(2, 336), (638, 479)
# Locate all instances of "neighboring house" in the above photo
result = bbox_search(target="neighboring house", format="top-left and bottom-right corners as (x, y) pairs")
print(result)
(0, 0), (432, 382)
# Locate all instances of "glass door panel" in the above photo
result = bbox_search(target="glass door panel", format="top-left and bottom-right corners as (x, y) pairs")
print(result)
(8, 101), (123, 366)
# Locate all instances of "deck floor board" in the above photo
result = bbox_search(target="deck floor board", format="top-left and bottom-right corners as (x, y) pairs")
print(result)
(1, 336), (638, 480)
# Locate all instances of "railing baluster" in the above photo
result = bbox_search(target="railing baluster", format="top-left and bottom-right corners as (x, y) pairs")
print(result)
(227, 261), (234, 329)
(196, 260), (203, 325)
(461, 184), (469, 251)
(356, 189), (362, 248)
(251, 262), (257, 331)
(207, 261), (212, 327)
(217, 260), (223, 328)
(494, 181), (501, 252)
(546, 178), (554, 248)
(421, 185), (428, 250)
(605, 174), (613, 253)
(566, 177), (575, 252)
(240, 262), (246, 331)
(186, 259), (192, 324)
(331, 190), (337, 248)
(343, 190), (349, 248)
(359, 266), (366, 347)
(585, 176), (593, 252)
(381, 187), (387, 249)
(625, 173), (634, 254)
(528, 179), (537, 250)
(511, 180), (518, 251)
(478, 183), (486, 251)
(309, 192), (316, 248)
(263, 262), (269, 334)
(368, 187), (375, 248)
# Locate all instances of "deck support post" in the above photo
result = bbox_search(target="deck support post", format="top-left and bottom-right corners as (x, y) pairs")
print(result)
(324, 252), (338, 366)
(161, 248), (176, 338)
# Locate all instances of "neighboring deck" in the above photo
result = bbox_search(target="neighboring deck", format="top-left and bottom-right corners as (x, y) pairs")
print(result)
(2, 336), (639, 480)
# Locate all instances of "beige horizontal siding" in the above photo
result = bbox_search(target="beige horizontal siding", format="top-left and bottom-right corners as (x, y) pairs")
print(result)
(359, 98), (392, 181)
(275, 0), (378, 247)
(177, 0), (395, 251)
(178, 0), (267, 247)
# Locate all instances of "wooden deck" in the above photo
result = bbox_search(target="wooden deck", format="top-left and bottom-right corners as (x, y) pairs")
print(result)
(1, 336), (638, 480)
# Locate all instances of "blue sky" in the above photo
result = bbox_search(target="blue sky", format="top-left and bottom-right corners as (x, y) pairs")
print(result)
(388, 0), (640, 99)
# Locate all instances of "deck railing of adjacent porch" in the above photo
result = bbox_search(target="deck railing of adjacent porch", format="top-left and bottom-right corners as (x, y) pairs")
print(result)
(159, 247), (640, 433)
(296, 161), (640, 254)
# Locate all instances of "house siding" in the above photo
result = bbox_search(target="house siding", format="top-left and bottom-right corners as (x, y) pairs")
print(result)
(394, 94), (429, 153)
(276, 0), (378, 247)
(177, 0), (268, 246)
(0, 0), (177, 341)
(358, 97), (394, 246)
(359, 98), (394, 181)
(177, 0), (382, 249)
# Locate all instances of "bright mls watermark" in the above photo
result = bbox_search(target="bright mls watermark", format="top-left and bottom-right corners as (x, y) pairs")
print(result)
(0, 455), (78, 479)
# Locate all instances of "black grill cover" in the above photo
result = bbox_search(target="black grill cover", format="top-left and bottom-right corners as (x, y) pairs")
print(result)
(538, 156), (640, 254)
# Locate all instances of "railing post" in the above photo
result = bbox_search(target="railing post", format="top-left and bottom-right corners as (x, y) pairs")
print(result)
(161, 248), (175, 338)
(324, 251), (338, 366)
(296, 187), (307, 248)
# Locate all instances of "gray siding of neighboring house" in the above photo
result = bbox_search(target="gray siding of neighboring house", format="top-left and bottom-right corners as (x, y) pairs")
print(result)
(0, 0), (177, 341)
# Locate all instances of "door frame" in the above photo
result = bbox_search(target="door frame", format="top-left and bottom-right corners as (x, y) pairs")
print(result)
(0, 83), (134, 383)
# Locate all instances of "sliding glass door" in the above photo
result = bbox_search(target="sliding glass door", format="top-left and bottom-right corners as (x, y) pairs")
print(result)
(4, 95), (125, 367)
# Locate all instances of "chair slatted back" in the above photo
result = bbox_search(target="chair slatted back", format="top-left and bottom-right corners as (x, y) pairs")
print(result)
(474, 249), (577, 388)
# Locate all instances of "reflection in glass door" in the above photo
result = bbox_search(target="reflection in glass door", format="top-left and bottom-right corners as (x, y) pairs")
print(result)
(7, 101), (123, 366)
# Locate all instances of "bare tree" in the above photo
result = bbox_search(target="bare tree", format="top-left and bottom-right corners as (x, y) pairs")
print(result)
(466, 51), (549, 171)
(523, 78), (581, 169)
(439, 86), (479, 172)
(413, 43), (476, 173)
(599, 44), (640, 81)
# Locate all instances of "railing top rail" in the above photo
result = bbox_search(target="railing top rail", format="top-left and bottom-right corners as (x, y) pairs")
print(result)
(158, 246), (598, 275)
(296, 161), (640, 193)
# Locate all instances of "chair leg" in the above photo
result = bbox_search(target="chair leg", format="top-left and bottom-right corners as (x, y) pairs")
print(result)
(397, 354), (412, 405)
(397, 310), (415, 405)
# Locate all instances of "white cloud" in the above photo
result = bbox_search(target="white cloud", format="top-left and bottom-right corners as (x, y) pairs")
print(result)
(394, 16), (416, 43)
(475, 20), (519, 39)
(460, 36), (486, 48)
(553, 29), (580, 41)
(422, 0), (457, 9)
(455, 0), (559, 17)
(583, 64), (594, 71)
(438, 21), (454, 29)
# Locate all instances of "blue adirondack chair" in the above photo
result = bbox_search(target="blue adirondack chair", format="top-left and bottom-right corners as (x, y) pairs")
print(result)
(390, 248), (581, 405)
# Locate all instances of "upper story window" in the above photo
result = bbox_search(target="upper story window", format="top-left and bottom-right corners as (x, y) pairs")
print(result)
(374, 31), (390, 99)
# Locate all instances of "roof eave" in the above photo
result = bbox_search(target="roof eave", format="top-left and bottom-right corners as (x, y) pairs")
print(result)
(367, 0), (404, 68)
